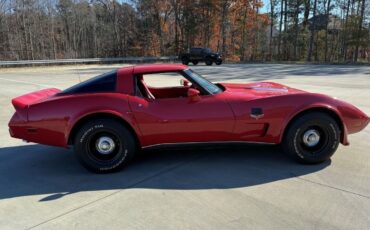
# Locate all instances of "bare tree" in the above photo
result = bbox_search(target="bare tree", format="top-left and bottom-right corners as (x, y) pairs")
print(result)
(354, 0), (366, 62)
(308, 0), (318, 61)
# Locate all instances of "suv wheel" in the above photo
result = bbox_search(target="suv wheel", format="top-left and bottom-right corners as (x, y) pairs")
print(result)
(205, 58), (213, 65)
(182, 57), (189, 65)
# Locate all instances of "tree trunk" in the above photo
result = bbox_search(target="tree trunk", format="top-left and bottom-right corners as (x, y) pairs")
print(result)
(283, 0), (287, 59)
(269, 0), (274, 60)
(307, 0), (318, 61)
(354, 0), (365, 62)
(219, 0), (228, 56)
(302, 0), (310, 29)
(342, 0), (351, 61)
(277, 0), (283, 59)
(240, 4), (248, 61)
(172, 0), (179, 54)
(324, 0), (331, 62)
(293, 0), (300, 60)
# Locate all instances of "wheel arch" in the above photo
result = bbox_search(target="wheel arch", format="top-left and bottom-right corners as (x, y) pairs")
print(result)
(280, 106), (348, 145)
(67, 112), (142, 148)
(181, 55), (189, 60)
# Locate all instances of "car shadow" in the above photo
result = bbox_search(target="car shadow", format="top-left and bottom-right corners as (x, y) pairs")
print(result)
(0, 144), (330, 201)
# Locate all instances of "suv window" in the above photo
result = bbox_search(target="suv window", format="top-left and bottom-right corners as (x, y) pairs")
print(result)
(190, 48), (202, 55)
(202, 48), (212, 54)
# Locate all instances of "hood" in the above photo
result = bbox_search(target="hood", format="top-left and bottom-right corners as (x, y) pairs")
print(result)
(221, 82), (306, 99)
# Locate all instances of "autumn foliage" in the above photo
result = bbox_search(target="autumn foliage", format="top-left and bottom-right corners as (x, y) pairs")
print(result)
(0, 0), (368, 63)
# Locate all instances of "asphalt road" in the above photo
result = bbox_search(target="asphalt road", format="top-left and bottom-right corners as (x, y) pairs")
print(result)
(0, 64), (369, 230)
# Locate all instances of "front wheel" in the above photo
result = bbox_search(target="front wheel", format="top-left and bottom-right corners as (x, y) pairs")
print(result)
(282, 112), (340, 164)
(74, 119), (136, 173)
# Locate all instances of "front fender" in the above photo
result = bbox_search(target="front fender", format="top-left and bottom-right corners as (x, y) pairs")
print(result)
(278, 102), (349, 145)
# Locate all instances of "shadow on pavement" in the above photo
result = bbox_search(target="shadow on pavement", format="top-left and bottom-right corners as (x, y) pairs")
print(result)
(0, 144), (330, 201)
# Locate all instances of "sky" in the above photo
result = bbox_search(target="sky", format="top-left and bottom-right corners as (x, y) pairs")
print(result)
(261, 0), (270, 13)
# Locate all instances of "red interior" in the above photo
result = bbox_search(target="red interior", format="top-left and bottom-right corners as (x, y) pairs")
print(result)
(148, 86), (189, 99)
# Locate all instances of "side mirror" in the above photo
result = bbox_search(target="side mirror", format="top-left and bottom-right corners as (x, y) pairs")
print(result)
(180, 79), (190, 87)
(187, 88), (201, 102)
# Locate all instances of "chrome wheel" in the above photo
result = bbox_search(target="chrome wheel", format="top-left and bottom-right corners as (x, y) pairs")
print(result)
(302, 129), (320, 147)
(75, 119), (137, 173)
(96, 136), (116, 155)
(282, 112), (340, 164)
(86, 131), (122, 163)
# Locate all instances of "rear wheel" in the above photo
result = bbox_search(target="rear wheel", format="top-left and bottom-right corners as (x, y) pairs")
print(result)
(282, 112), (340, 164)
(74, 119), (136, 173)
(205, 58), (213, 65)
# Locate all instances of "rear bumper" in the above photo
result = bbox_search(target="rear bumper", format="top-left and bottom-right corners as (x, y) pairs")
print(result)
(8, 112), (27, 140)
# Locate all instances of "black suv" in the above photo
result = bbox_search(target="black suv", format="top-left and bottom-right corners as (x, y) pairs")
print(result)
(179, 48), (222, 65)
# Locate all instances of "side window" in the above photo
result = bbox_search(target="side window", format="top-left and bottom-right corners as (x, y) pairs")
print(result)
(191, 48), (201, 55)
(59, 70), (117, 95)
(202, 48), (211, 54)
(143, 72), (187, 88)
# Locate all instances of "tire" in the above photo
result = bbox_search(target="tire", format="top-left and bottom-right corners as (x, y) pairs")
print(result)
(282, 112), (340, 164)
(182, 57), (189, 65)
(192, 60), (198, 65)
(205, 58), (213, 65)
(215, 60), (222, 65)
(74, 119), (136, 173)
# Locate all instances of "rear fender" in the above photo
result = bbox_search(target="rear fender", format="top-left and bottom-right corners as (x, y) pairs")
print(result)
(11, 88), (61, 121)
(67, 110), (143, 147)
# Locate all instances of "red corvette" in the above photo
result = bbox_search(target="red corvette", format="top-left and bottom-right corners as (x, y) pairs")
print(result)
(8, 64), (369, 173)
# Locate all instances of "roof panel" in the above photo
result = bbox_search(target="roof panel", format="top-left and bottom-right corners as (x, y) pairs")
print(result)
(131, 64), (187, 74)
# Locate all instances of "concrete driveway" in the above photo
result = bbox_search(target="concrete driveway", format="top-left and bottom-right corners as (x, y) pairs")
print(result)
(0, 64), (369, 229)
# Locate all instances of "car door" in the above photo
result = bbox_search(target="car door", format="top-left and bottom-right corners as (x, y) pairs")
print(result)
(192, 48), (201, 60)
(128, 94), (235, 146)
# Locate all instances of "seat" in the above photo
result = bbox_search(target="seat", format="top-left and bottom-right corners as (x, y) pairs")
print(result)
(137, 75), (155, 100)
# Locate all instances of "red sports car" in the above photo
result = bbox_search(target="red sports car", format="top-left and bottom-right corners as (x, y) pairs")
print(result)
(8, 64), (369, 173)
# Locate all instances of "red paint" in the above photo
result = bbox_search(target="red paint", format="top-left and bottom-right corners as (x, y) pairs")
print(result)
(8, 64), (370, 149)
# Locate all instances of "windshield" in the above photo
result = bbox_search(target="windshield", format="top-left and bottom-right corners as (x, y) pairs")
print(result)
(184, 69), (222, 95)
